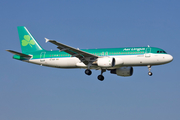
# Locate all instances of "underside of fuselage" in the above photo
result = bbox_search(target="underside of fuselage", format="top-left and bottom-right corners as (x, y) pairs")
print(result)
(26, 53), (172, 69)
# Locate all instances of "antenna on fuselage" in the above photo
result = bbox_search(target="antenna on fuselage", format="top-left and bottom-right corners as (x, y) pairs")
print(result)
(148, 45), (150, 47)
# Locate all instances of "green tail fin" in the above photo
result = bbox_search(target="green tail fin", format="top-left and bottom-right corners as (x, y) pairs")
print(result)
(17, 26), (44, 53)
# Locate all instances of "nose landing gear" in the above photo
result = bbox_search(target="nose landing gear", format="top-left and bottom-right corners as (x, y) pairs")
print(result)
(147, 65), (153, 76)
(148, 72), (153, 76)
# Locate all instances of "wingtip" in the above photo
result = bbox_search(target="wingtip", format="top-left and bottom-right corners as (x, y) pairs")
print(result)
(6, 49), (11, 52)
(45, 38), (49, 43)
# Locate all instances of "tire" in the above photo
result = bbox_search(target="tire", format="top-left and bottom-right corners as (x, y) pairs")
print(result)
(85, 69), (92, 75)
(148, 72), (153, 76)
(98, 75), (104, 81)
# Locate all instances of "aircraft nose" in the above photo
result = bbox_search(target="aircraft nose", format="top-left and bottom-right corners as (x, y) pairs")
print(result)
(166, 54), (173, 63)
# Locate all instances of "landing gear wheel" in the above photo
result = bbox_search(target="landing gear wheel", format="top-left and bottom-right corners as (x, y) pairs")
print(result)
(148, 72), (153, 76)
(98, 75), (104, 81)
(147, 65), (153, 76)
(85, 69), (92, 75)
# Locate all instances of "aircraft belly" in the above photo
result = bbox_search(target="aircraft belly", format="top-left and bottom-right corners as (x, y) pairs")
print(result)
(56, 58), (80, 67)
(48, 58), (80, 68)
(121, 55), (142, 66)
(121, 55), (156, 66)
(29, 57), (80, 68)
(121, 54), (167, 66)
(26, 54), (169, 68)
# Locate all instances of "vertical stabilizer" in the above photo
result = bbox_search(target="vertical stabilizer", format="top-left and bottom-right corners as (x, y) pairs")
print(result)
(17, 26), (44, 53)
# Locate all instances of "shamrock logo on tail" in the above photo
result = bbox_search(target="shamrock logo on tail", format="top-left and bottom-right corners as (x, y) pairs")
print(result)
(22, 35), (35, 47)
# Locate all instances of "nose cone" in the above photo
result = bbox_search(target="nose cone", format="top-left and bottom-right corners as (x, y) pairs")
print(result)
(166, 54), (173, 63)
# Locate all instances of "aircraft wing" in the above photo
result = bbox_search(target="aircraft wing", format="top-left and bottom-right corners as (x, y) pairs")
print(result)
(45, 38), (98, 65)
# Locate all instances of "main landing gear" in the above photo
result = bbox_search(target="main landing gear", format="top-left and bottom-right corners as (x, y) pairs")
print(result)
(147, 65), (153, 76)
(97, 69), (106, 81)
(85, 69), (92, 75)
(85, 63), (92, 76)
(85, 69), (106, 81)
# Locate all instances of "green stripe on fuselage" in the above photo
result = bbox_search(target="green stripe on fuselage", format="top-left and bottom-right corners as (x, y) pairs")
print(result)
(27, 47), (167, 60)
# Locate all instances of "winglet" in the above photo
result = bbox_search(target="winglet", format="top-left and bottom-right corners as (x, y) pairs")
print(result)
(45, 38), (49, 43)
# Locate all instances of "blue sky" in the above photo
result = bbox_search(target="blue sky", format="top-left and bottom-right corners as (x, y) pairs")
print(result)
(0, 0), (180, 120)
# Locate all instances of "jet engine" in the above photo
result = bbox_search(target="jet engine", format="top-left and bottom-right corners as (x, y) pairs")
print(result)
(97, 57), (115, 67)
(110, 67), (133, 77)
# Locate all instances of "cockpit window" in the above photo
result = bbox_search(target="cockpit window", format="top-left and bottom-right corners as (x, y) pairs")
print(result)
(163, 51), (167, 53)
(157, 50), (167, 53)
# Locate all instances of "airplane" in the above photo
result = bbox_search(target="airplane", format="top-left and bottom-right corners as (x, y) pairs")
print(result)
(7, 26), (173, 81)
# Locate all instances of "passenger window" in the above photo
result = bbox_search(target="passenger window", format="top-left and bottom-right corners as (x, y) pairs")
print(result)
(157, 51), (159, 53)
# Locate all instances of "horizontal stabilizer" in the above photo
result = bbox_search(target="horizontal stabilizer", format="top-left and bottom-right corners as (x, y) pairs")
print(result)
(6, 50), (32, 58)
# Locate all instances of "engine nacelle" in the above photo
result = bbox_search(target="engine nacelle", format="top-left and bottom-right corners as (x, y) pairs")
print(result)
(110, 67), (133, 77)
(114, 58), (124, 65)
(97, 57), (115, 68)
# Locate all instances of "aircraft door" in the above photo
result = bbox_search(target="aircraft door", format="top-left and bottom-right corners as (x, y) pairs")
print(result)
(40, 52), (46, 62)
(145, 48), (151, 57)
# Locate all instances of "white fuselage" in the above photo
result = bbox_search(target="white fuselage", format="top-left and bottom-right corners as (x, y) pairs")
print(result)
(27, 53), (173, 69)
